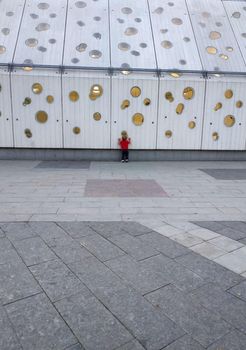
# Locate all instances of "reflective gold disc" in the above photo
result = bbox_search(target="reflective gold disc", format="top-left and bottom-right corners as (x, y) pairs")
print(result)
(23, 97), (32, 106)
(32, 83), (43, 94)
(130, 86), (141, 98)
(144, 98), (151, 106)
(89, 84), (103, 100)
(165, 130), (172, 138)
(212, 132), (219, 141)
(93, 112), (102, 121)
(206, 46), (217, 55)
(169, 72), (182, 78)
(236, 100), (243, 108)
(176, 103), (184, 115)
(165, 92), (174, 102)
(214, 102), (222, 111)
(69, 91), (79, 102)
(121, 99), (130, 110)
(132, 113), (144, 126)
(46, 95), (54, 104)
(35, 110), (48, 123)
(224, 115), (235, 127)
(188, 121), (196, 129)
(24, 128), (32, 138)
(73, 127), (81, 134)
(224, 89), (233, 99)
(183, 87), (194, 100)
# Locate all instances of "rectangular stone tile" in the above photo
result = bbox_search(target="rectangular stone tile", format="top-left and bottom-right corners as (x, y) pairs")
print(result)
(145, 284), (231, 348)
(139, 232), (189, 258)
(172, 232), (203, 248)
(219, 221), (246, 235)
(142, 255), (206, 293)
(176, 252), (243, 290)
(29, 221), (67, 240)
(210, 236), (244, 252)
(207, 330), (246, 350)
(12, 237), (56, 266)
(190, 242), (226, 260)
(199, 169), (246, 180)
(216, 226), (246, 241)
(191, 283), (246, 333)
(30, 259), (86, 302)
(65, 344), (85, 350)
(189, 228), (220, 241)
(228, 280), (246, 302)
(192, 221), (226, 233)
(214, 247), (246, 274)
(55, 291), (133, 350)
(79, 233), (125, 262)
(88, 221), (128, 238)
(107, 233), (159, 261)
(6, 293), (77, 350)
(0, 260), (41, 305)
(164, 334), (205, 350)
(238, 238), (246, 245)
(0, 227), (5, 238)
(116, 339), (145, 350)
(35, 160), (91, 169)
(0, 306), (21, 350)
(57, 222), (95, 239)
(105, 255), (170, 295)
(1, 223), (37, 242)
(0, 237), (12, 251)
(123, 222), (154, 236)
(0, 248), (22, 265)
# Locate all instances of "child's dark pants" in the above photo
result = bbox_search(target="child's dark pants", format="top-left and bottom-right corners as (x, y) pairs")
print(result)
(121, 150), (129, 161)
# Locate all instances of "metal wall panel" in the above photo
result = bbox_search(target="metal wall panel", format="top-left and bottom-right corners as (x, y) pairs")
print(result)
(62, 70), (111, 149)
(186, 0), (246, 72)
(0, 68), (14, 147)
(202, 75), (246, 150)
(11, 69), (63, 148)
(109, 0), (156, 70)
(224, 1), (246, 67)
(13, 0), (67, 66)
(149, 0), (202, 71)
(63, 0), (110, 68)
(157, 74), (205, 150)
(111, 72), (158, 149)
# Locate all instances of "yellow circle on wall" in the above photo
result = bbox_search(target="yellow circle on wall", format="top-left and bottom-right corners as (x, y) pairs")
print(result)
(183, 87), (194, 100)
(176, 103), (184, 115)
(212, 132), (219, 141)
(130, 86), (141, 98)
(132, 113), (144, 125)
(121, 99), (130, 110)
(165, 92), (174, 102)
(32, 83), (43, 94)
(73, 127), (81, 134)
(93, 112), (102, 121)
(165, 130), (172, 138)
(90, 85), (103, 100)
(69, 91), (79, 102)
(188, 121), (196, 129)
(224, 89), (233, 99)
(236, 100), (243, 108)
(35, 110), (48, 123)
(144, 98), (151, 106)
(214, 102), (222, 111)
(46, 95), (54, 104)
(224, 115), (235, 127)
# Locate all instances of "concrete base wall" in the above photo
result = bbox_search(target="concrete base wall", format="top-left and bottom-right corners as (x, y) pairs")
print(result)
(1, 148), (246, 161)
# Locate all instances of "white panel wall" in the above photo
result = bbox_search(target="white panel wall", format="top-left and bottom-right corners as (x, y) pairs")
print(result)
(0, 69), (14, 147)
(11, 69), (63, 148)
(149, 0), (202, 71)
(157, 74), (205, 150)
(62, 70), (111, 149)
(202, 75), (246, 150)
(109, 0), (156, 69)
(186, 0), (245, 72)
(13, 0), (67, 66)
(111, 73), (158, 149)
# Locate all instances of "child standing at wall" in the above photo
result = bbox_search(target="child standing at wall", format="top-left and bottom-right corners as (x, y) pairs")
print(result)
(118, 131), (131, 163)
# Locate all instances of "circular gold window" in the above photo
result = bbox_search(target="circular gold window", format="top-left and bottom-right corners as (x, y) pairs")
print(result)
(169, 72), (182, 78)
(69, 91), (79, 102)
(24, 128), (32, 138)
(73, 127), (81, 134)
(32, 83), (43, 94)
(89, 84), (103, 100)
(121, 99), (130, 110)
(165, 92), (174, 102)
(183, 87), (194, 100)
(188, 121), (196, 129)
(132, 113), (144, 126)
(209, 31), (221, 40)
(225, 89), (233, 99)
(144, 98), (151, 106)
(93, 112), (102, 121)
(176, 103), (184, 115)
(23, 97), (32, 106)
(46, 95), (54, 104)
(212, 132), (219, 141)
(236, 100), (243, 108)
(206, 46), (217, 55)
(130, 86), (141, 98)
(214, 102), (222, 111)
(165, 130), (172, 138)
(224, 115), (235, 127)
(35, 110), (48, 123)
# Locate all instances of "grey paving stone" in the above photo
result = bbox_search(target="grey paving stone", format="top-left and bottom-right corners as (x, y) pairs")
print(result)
(199, 168), (246, 180)
(30, 259), (86, 302)
(29, 221), (67, 240)
(145, 284), (231, 348)
(216, 227), (246, 241)
(107, 233), (159, 261)
(176, 252), (243, 290)
(79, 233), (125, 262)
(116, 339), (145, 350)
(35, 160), (90, 169)
(164, 334), (205, 350)
(138, 232), (189, 258)
(192, 221), (226, 233)
(191, 283), (246, 333)
(0, 227), (5, 238)
(57, 222), (95, 238)
(141, 254), (206, 293)
(105, 255), (170, 295)
(65, 344), (85, 350)
(0, 248), (22, 265)
(12, 237), (56, 266)
(6, 293), (77, 350)
(0, 237), (12, 251)
(207, 330), (246, 350)
(123, 222), (154, 236)
(229, 280), (246, 302)
(238, 238), (246, 245)
(88, 221), (128, 238)
(55, 291), (133, 350)
(218, 221), (246, 235)
(0, 306), (21, 350)
(1, 223), (37, 242)
(0, 260), (41, 305)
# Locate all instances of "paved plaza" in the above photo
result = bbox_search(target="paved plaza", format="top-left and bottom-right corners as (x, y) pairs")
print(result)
(0, 160), (246, 349)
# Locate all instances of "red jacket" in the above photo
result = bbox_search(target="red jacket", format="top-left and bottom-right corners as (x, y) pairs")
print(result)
(119, 138), (131, 150)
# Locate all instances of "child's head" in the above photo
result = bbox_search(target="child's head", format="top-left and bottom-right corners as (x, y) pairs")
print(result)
(121, 130), (128, 140)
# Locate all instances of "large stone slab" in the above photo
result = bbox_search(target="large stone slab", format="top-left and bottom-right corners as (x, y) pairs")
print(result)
(116, 340), (145, 350)
(228, 280), (246, 302)
(199, 169), (246, 180)
(35, 161), (91, 169)
(1, 223), (37, 242)
(89, 221), (153, 238)
(57, 222), (95, 239)
(207, 330), (246, 350)
(0, 306), (21, 350)
(164, 334), (205, 350)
